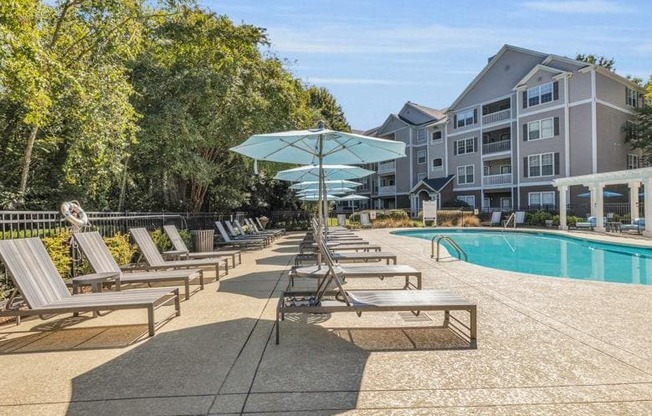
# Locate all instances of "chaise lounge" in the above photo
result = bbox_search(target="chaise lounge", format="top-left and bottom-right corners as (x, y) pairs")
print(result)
(0, 237), (180, 336)
(162, 224), (241, 267)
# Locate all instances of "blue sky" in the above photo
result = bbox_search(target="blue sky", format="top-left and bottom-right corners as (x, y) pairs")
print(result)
(200, 0), (652, 130)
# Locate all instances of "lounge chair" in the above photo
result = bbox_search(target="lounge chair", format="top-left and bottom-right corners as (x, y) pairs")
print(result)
(130, 228), (229, 278)
(360, 212), (372, 228)
(238, 219), (279, 241)
(0, 237), (180, 336)
(621, 218), (645, 234)
(482, 211), (502, 226)
(74, 231), (204, 300)
(247, 218), (284, 238)
(162, 225), (241, 267)
(256, 217), (285, 235)
(337, 214), (347, 227)
(215, 222), (267, 249)
(514, 211), (526, 227)
(275, 237), (477, 347)
(291, 236), (422, 289)
(226, 220), (271, 245)
(576, 216), (597, 230)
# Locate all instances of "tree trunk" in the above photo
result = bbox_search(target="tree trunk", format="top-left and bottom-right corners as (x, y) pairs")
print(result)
(19, 125), (39, 195)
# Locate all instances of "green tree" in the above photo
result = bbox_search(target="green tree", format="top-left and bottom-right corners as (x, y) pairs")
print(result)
(307, 86), (350, 132)
(576, 53), (616, 71)
(625, 76), (652, 158)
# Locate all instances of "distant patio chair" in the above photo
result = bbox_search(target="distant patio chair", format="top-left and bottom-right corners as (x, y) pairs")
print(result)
(514, 211), (526, 227)
(215, 222), (267, 249)
(162, 225), (241, 267)
(360, 212), (372, 228)
(621, 218), (645, 235)
(482, 211), (502, 226)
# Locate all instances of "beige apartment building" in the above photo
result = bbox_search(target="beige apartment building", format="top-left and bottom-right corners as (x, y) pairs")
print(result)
(351, 45), (645, 217)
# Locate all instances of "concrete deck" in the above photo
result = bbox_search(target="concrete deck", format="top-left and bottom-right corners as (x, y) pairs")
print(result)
(0, 229), (651, 415)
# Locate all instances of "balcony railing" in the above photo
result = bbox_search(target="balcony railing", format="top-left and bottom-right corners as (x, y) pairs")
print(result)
(482, 173), (512, 186)
(378, 185), (396, 195)
(482, 108), (511, 125)
(482, 140), (511, 155)
(377, 161), (396, 174)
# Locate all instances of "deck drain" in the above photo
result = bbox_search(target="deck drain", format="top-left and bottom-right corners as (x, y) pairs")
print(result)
(398, 312), (432, 322)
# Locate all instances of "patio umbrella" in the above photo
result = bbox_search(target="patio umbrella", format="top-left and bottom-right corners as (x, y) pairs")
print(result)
(290, 180), (362, 190)
(275, 164), (374, 182)
(296, 187), (355, 196)
(337, 193), (369, 215)
(577, 191), (623, 197)
(299, 194), (341, 202)
(231, 124), (405, 230)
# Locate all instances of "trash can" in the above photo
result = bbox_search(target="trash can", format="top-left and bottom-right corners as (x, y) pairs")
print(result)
(191, 229), (215, 252)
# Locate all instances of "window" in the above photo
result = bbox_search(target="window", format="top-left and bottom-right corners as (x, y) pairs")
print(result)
(500, 197), (512, 209)
(527, 82), (554, 107)
(456, 109), (475, 128)
(457, 165), (474, 185)
(626, 87), (639, 108)
(417, 129), (427, 143)
(628, 154), (640, 170)
(432, 158), (443, 170)
(417, 150), (426, 164)
(500, 165), (511, 174)
(458, 195), (475, 208)
(528, 118), (554, 140)
(417, 173), (427, 182)
(483, 166), (490, 176)
(528, 191), (555, 207)
(431, 130), (442, 142)
(528, 153), (554, 177)
(455, 137), (475, 155)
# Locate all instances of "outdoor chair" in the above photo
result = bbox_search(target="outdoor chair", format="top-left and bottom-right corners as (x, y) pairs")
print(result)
(237, 219), (278, 241)
(162, 224), (241, 268)
(275, 236), (477, 347)
(576, 216), (597, 230)
(215, 222), (267, 249)
(482, 211), (502, 226)
(0, 237), (180, 337)
(247, 218), (284, 238)
(74, 231), (204, 300)
(514, 211), (526, 227)
(225, 220), (271, 245)
(130, 228), (229, 279)
(256, 217), (286, 235)
(621, 218), (645, 235)
(359, 212), (372, 228)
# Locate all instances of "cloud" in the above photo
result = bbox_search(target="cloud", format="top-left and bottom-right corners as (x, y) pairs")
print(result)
(521, 0), (634, 14)
(306, 77), (447, 87)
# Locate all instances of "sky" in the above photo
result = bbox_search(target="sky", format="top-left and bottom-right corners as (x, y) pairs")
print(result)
(200, 0), (652, 131)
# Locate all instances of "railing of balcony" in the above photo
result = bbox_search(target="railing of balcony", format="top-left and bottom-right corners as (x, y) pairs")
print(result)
(482, 140), (511, 155)
(377, 161), (396, 174)
(378, 185), (396, 194)
(482, 108), (511, 125)
(482, 173), (512, 186)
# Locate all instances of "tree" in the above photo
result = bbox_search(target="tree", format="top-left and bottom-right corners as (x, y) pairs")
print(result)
(625, 76), (652, 158)
(306, 86), (350, 131)
(576, 53), (616, 71)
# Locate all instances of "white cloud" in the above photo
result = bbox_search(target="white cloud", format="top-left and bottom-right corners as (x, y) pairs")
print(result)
(307, 77), (420, 86)
(522, 0), (634, 14)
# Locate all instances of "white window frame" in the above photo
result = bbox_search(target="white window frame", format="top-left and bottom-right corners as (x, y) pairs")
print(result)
(527, 82), (554, 107)
(626, 87), (639, 108)
(457, 165), (474, 185)
(458, 195), (475, 208)
(500, 197), (512, 209)
(417, 150), (426, 164)
(500, 165), (512, 174)
(628, 154), (640, 170)
(528, 191), (555, 207)
(456, 109), (474, 128)
(528, 152), (554, 178)
(483, 166), (490, 176)
(528, 117), (554, 141)
(432, 158), (443, 171)
(455, 137), (475, 155)
(431, 130), (442, 143)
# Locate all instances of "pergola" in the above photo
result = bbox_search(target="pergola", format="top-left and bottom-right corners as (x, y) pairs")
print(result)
(553, 167), (652, 236)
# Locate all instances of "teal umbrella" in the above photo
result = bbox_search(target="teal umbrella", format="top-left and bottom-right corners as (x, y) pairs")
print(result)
(290, 180), (362, 190)
(275, 164), (374, 182)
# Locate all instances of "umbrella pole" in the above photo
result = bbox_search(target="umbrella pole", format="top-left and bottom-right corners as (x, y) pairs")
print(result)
(317, 133), (325, 268)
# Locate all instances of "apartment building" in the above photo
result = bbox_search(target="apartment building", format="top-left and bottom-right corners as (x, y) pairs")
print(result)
(358, 44), (645, 217)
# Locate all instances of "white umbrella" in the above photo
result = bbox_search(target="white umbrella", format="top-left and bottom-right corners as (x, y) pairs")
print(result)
(296, 187), (355, 195)
(290, 180), (362, 190)
(299, 194), (341, 202)
(337, 194), (369, 215)
(275, 164), (374, 182)
(231, 124), (405, 230)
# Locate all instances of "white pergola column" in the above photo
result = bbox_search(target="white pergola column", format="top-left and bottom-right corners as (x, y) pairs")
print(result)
(593, 183), (605, 232)
(629, 181), (640, 219)
(644, 177), (652, 237)
(559, 185), (568, 230)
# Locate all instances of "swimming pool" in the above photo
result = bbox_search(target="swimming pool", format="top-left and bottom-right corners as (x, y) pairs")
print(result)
(393, 229), (652, 285)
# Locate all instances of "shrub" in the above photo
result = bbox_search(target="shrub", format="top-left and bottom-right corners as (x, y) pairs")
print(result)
(349, 212), (360, 222)
(525, 210), (553, 226)
(149, 228), (172, 252)
(387, 209), (409, 220)
(104, 233), (137, 266)
(371, 218), (416, 228)
(441, 198), (470, 208)
(42, 230), (75, 278)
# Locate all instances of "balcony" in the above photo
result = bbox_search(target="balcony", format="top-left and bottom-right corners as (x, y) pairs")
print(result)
(482, 140), (511, 155)
(378, 185), (396, 195)
(482, 108), (511, 125)
(482, 173), (513, 186)
(377, 161), (395, 175)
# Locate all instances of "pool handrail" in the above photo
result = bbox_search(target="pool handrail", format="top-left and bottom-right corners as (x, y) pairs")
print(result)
(431, 235), (468, 262)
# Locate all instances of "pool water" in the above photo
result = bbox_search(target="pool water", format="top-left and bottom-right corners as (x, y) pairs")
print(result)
(393, 229), (652, 285)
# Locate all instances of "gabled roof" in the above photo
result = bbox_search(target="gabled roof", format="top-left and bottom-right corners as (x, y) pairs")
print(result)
(405, 102), (446, 121)
(514, 64), (568, 90)
(542, 54), (589, 70)
(448, 44), (549, 112)
(375, 113), (408, 136)
(410, 175), (455, 194)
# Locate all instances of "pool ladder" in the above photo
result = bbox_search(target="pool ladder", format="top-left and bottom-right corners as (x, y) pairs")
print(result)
(431, 235), (468, 262)
(503, 212), (515, 229)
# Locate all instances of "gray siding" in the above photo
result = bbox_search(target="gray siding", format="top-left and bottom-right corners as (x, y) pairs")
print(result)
(569, 71), (592, 102)
(596, 104), (633, 173)
(568, 104), (593, 176)
(596, 72), (633, 109)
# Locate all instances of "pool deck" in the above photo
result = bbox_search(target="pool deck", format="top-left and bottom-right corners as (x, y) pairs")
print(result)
(0, 228), (651, 415)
